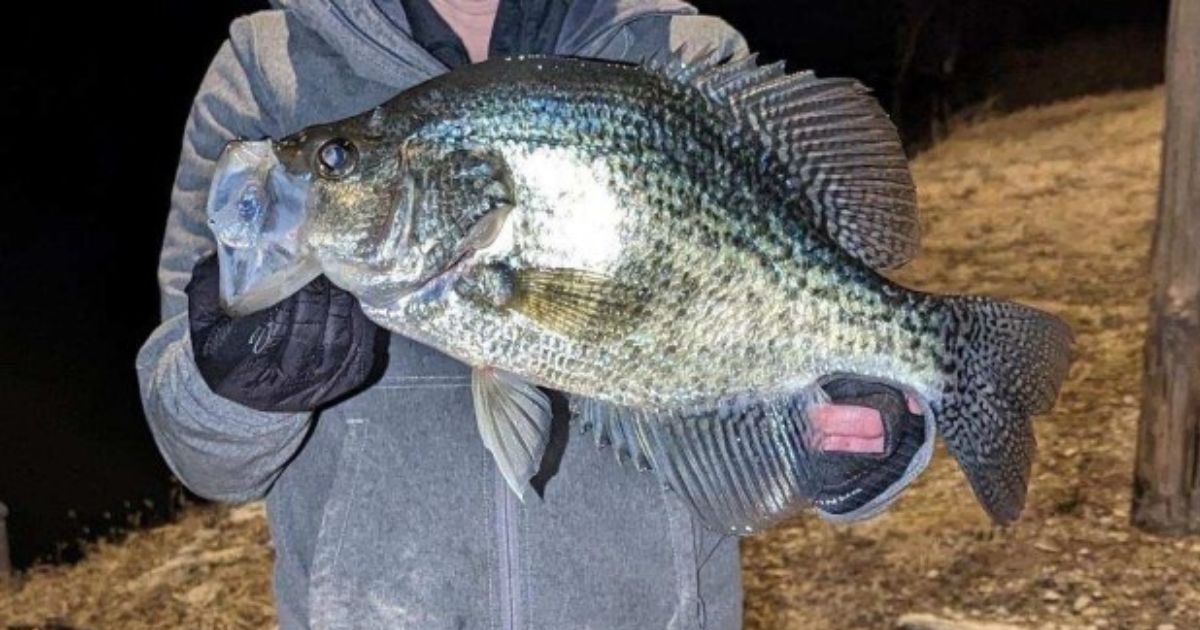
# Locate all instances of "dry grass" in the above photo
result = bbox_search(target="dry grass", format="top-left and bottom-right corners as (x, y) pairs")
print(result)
(0, 504), (274, 630)
(2, 87), (1189, 630)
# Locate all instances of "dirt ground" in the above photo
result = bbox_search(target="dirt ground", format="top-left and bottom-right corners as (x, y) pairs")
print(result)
(2, 87), (1191, 630)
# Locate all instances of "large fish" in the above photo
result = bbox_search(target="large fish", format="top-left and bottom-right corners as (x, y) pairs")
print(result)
(205, 52), (1072, 534)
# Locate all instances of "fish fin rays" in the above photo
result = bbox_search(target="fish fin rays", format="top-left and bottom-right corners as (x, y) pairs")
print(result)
(507, 268), (650, 340)
(472, 367), (554, 502)
(647, 47), (920, 270)
(728, 72), (919, 269)
(933, 297), (1073, 523)
(571, 385), (831, 535)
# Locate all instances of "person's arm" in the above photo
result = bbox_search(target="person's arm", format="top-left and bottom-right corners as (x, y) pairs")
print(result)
(135, 17), (322, 503)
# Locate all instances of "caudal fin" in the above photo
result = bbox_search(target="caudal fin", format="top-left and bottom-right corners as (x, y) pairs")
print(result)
(934, 296), (1073, 524)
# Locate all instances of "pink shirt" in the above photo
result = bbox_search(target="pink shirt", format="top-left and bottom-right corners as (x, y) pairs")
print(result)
(430, 0), (499, 62)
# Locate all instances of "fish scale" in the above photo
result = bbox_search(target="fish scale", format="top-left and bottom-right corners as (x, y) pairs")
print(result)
(208, 52), (1072, 534)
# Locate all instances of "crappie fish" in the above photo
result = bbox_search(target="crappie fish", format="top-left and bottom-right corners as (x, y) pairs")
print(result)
(206, 52), (1073, 534)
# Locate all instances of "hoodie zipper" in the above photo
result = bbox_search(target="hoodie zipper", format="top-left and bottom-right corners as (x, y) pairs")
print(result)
(495, 469), (521, 630)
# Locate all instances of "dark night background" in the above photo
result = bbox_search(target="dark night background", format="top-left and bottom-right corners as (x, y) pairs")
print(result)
(0, 0), (1168, 569)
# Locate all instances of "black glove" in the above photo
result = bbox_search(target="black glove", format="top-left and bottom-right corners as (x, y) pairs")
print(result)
(822, 377), (918, 445)
(186, 255), (389, 412)
(812, 377), (927, 515)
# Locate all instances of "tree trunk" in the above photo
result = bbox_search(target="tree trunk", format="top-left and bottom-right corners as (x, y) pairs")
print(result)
(1132, 0), (1200, 535)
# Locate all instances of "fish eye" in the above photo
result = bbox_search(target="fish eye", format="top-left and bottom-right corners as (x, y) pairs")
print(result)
(315, 139), (358, 179)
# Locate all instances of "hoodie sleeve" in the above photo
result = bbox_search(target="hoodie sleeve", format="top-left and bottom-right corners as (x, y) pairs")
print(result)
(660, 14), (750, 61)
(135, 13), (312, 504)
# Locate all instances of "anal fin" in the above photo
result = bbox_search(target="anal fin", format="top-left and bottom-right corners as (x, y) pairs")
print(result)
(571, 386), (833, 535)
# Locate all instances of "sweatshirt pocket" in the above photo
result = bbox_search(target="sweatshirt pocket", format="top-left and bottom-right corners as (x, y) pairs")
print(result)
(307, 376), (498, 630)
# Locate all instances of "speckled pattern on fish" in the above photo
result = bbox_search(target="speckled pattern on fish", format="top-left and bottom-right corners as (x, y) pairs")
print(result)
(206, 52), (1073, 534)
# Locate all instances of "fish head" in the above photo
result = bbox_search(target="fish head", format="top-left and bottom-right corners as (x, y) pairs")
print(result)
(206, 105), (490, 315)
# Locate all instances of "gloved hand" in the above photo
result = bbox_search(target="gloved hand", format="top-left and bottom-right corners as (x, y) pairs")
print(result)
(809, 378), (928, 517)
(186, 255), (389, 412)
(810, 378), (922, 455)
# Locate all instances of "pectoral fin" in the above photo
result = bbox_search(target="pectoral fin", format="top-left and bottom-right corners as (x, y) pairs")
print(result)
(507, 268), (650, 340)
(472, 367), (553, 502)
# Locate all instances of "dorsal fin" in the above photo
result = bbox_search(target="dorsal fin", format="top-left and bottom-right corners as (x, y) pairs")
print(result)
(646, 48), (920, 270)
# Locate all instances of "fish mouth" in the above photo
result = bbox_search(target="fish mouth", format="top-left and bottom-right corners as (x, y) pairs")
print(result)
(207, 140), (320, 316)
(809, 378), (936, 521)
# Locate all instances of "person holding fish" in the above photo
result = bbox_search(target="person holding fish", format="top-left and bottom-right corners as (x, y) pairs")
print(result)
(137, 1), (1070, 628)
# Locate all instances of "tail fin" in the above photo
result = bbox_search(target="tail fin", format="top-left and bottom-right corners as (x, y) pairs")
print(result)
(934, 296), (1074, 524)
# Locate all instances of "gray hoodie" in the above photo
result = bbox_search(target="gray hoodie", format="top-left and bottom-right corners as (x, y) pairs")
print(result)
(135, 1), (751, 628)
